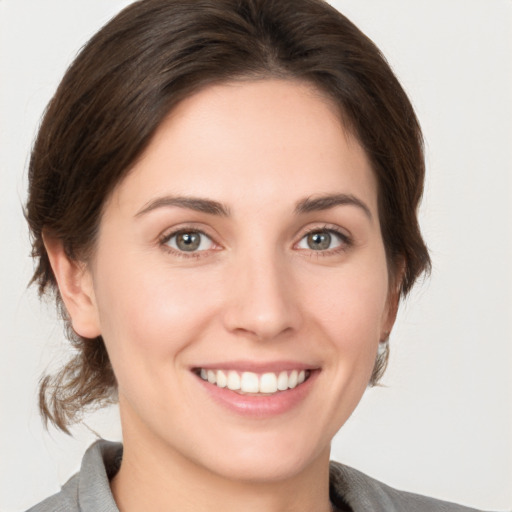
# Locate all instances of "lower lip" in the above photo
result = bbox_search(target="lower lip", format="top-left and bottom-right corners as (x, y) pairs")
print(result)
(194, 371), (318, 418)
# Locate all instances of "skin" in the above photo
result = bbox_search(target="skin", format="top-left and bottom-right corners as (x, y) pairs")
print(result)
(46, 79), (398, 512)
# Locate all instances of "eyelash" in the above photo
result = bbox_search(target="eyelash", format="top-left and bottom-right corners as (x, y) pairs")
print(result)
(159, 227), (215, 259)
(158, 224), (353, 259)
(298, 225), (353, 257)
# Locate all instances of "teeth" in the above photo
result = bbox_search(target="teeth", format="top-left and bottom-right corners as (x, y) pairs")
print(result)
(198, 368), (310, 394)
(277, 371), (288, 391)
(260, 372), (278, 393)
(288, 370), (298, 389)
(216, 370), (227, 388)
(241, 372), (259, 393)
(227, 370), (241, 390)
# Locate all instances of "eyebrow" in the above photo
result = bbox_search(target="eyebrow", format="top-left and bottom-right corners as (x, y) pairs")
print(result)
(295, 193), (373, 220)
(135, 192), (372, 220)
(135, 196), (230, 217)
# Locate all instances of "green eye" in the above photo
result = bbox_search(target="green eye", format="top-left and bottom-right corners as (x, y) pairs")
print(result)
(306, 232), (332, 250)
(297, 229), (347, 251)
(165, 231), (214, 252)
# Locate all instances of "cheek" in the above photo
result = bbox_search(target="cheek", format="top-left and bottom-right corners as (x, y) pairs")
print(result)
(299, 257), (389, 356)
(92, 252), (223, 364)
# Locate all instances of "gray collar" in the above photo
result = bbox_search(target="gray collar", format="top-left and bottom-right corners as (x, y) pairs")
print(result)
(60, 440), (484, 512)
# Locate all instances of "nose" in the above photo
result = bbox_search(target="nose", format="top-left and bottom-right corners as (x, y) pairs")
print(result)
(222, 249), (302, 341)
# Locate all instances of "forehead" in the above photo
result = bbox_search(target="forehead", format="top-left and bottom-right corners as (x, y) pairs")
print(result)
(107, 79), (377, 217)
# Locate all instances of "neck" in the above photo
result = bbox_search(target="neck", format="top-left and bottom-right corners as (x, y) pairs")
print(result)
(111, 420), (332, 512)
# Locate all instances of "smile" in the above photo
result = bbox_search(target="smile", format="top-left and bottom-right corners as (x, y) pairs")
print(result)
(196, 368), (310, 395)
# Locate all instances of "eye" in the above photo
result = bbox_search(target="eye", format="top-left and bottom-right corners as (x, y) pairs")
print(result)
(297, 229), (348, 252)
(163, 230), (215, 253)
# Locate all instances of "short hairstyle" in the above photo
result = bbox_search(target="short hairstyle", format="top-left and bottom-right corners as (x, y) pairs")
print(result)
(26, 0), (431, 433)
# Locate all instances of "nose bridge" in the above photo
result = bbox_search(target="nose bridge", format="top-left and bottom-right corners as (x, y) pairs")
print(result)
(223, 242), (300, 340)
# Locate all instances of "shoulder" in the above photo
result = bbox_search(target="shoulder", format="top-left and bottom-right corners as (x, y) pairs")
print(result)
(329, 461), (492, 512)
(25, 440), (122, 512)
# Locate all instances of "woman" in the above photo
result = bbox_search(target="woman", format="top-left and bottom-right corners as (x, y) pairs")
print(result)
(19, 0), (502, 510)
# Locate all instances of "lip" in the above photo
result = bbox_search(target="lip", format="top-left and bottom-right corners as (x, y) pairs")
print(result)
(193, 360), (315, 373)
(192, 363), (320, 418)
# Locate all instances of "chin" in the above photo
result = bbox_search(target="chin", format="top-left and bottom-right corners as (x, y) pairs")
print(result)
(179, 422), (333, 484)
(207, 445), (327, 484)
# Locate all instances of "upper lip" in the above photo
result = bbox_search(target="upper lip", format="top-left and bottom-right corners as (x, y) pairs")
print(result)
(191, 360), (318, 373)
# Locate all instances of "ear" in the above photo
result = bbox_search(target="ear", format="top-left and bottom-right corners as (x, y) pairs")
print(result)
(43, 233), (101, 339)
(381, 289), (399, 340)
(380, 259), (405, 340)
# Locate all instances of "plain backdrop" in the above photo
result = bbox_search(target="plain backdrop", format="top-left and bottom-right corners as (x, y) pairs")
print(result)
(1, 1), (511, 511)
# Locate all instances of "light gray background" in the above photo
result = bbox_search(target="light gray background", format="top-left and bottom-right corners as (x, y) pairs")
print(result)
(1, 1), (511, 511)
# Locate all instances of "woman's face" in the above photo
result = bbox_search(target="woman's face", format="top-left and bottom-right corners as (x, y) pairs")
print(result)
(82, 80), (396, 481)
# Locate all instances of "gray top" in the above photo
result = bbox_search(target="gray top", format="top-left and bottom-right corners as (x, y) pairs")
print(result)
(26, 440), (490, 512)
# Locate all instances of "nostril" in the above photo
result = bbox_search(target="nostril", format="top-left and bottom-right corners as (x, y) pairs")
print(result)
(221, 259), (304, 342)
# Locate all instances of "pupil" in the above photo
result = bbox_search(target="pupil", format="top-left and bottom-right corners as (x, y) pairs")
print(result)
(308, 232), (331, 250)
(177, 232), (200, 251)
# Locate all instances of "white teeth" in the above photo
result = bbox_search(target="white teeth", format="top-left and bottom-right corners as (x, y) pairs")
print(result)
(259, 372), (278, 393)
(227, 370), (241, 390)
(288, 370), (298, 389)
(277, 371), (289, 391)
(241, 372), (259, 393)
(216, 370), (227, 388)
(207, 370), (216, 384)
(198, 368), (310, 394)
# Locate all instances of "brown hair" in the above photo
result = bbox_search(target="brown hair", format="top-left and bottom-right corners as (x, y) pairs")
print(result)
(26, 0), (430, 433)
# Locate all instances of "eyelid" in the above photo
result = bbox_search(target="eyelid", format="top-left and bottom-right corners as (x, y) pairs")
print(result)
(157, 222), (353, 259)
(158, 224), (221, 258)
(294, 224), (353, 253)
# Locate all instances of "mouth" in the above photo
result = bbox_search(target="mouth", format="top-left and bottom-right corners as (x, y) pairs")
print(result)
(193, 368), (311, 395)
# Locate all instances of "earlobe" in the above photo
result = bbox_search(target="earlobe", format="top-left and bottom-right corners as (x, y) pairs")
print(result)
(43, 233), (101, 339)
(381, 259), (405, 338)
(381, 295), (399, 339)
